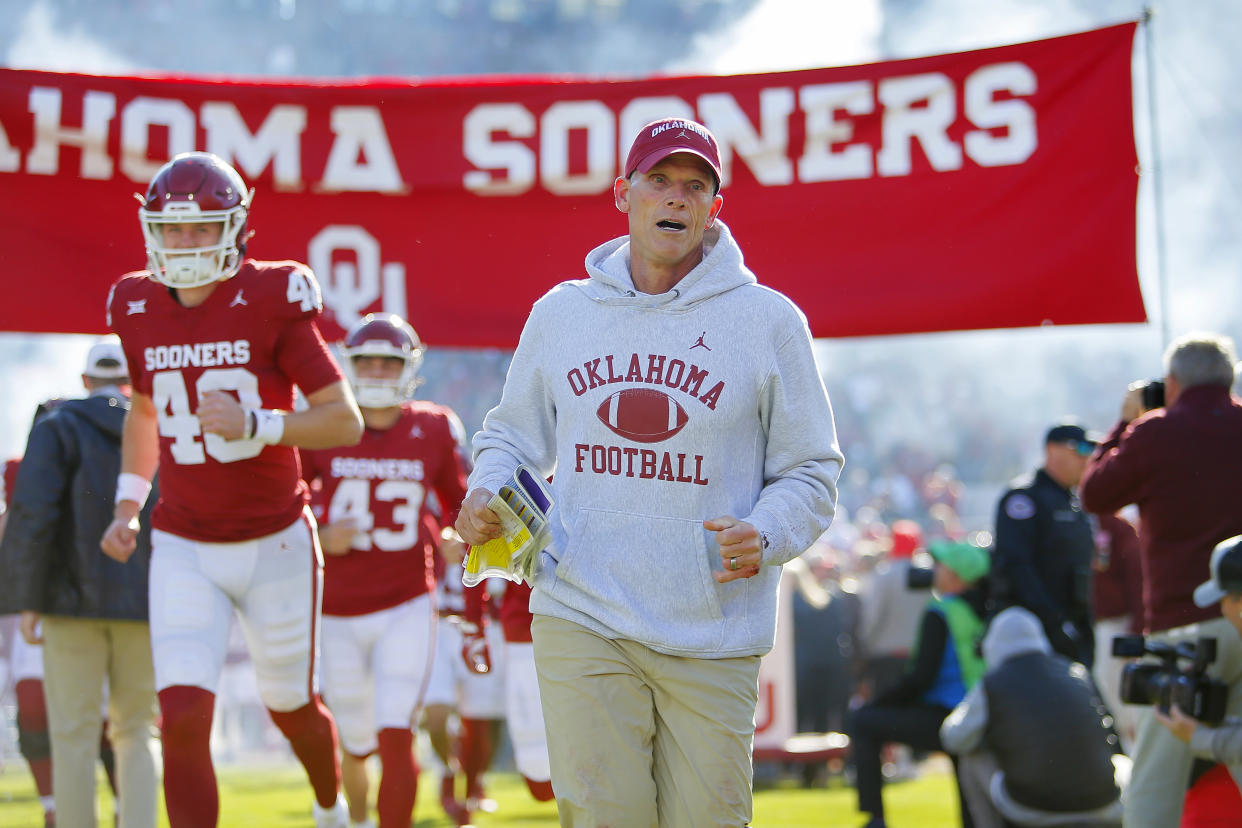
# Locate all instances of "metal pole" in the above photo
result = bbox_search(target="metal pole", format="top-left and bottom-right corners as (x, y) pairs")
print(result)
(1143, 5), (1171, 350)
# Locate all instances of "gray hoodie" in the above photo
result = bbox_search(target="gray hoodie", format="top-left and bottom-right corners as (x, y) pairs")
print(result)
(469, 220), (842, 657)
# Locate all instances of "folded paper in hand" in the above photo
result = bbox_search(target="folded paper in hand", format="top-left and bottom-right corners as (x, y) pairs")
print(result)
(463, 465), (553, 587)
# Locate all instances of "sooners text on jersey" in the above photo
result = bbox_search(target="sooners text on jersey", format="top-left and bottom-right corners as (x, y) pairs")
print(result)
(304, 402), (469, 617)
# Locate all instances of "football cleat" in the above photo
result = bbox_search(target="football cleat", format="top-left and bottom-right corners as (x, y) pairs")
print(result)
(467, 776), (497, 813)
(312, 794), (349, 828)
(440, 774), (470, 825)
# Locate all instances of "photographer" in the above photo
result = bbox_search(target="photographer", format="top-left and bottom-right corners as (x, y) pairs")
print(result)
(1153, 535), (1242, 824)
(1081, 332), (1242, 827)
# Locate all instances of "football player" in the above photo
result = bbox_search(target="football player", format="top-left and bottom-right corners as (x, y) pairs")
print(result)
(100, 152), (364, 828)
(302, 314), (470, 828)
(461, 577), (555, 806)
(1, 455), (56, 827)
(422, 534), (506, 826)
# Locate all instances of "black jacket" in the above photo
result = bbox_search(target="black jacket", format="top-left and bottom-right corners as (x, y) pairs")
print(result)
(0, 391), (154, 620)
(991, 468), (1096, 664)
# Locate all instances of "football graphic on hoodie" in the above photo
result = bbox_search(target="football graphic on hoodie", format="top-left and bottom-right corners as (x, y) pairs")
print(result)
(596, 388), (689, 443)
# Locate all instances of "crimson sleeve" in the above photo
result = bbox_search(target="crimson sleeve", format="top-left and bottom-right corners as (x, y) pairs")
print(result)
(1080, 418), (1158, 515)
(462, 582), (489, 630)
(3, 459), (20, 509)
(433, 416), (470, 532)
(274, 319), (344, 397)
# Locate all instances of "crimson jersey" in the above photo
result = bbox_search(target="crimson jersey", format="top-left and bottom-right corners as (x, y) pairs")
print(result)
(499, 581), (535, 644)
(107, 261), (343, 542)
(303, 401), (469, 617)
(463, 579), (532, 643)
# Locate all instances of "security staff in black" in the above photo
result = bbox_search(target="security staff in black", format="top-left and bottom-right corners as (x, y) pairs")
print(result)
(990, 422), (1098, 666)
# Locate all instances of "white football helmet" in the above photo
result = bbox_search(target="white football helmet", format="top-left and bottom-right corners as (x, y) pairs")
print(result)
(341, 313), (425, 408)
(138, 152), (253, 289)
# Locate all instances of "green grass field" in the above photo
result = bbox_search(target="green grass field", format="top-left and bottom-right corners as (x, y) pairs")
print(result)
(0, 760), (961, 827)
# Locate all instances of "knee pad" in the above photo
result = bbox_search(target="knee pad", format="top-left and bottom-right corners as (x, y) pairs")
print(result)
(158, 686), (216, 751)
(377, 727), (414, 766)
(258, 613), (307, 669)
(268, 696), (333, 742)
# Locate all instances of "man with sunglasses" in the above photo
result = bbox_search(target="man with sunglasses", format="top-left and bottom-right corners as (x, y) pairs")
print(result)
(990, 421), (1100, 666)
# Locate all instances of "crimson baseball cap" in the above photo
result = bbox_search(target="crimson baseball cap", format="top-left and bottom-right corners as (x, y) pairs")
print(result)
(624, 118), (722, 191)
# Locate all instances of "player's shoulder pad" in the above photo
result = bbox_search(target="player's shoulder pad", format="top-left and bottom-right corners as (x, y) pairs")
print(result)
(408, 401), (468, 447)
(106, 271), (160, 330)
(444, 408), (468, 448)
(240, 260), (324, 321)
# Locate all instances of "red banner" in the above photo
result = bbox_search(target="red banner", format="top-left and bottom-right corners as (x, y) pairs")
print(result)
(0, 23), (1142, 346)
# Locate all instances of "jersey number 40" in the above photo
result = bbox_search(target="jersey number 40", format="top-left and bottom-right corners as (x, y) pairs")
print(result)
(152, 368), (264, 465)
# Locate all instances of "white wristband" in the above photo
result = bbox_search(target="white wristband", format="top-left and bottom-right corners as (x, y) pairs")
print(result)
(247, 408), (285, 445)
(115, 472), (152, 506)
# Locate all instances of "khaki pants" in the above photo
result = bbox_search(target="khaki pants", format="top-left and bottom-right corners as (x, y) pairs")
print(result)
(1123, 615), (1242, 828)
(532, 614), (759, 828)
(42, 616), (159, 828)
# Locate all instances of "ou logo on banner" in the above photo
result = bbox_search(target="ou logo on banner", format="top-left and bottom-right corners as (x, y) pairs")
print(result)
(307, 225), (408, 332)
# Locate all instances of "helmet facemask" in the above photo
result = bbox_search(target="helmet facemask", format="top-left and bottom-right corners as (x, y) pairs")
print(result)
(344, 348), (423, 410)
(345, 353), (423, 408)
(140, 203), (248, 289)
(341, 314), (425, 408)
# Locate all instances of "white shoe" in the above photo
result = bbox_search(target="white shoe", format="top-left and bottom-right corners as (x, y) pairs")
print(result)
(313, 794), (349, 828)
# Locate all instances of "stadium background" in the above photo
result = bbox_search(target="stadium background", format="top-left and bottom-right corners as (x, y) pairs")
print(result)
(0, 0), (1239, 793)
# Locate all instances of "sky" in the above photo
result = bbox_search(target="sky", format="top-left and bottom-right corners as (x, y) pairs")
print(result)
(1, 0), (1238, 520)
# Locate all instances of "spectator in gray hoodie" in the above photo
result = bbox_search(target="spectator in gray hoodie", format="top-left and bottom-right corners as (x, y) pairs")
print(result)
(941, 606), (1123, 828)
(455, 116), (842, 827)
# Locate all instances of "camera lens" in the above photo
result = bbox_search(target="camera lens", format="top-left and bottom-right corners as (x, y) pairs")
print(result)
(1141, 379), (1165, 410)
(906, 567), (934, 590)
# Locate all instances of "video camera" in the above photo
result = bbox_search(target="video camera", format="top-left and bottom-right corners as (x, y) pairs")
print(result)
(1113, 634), (1228, 724)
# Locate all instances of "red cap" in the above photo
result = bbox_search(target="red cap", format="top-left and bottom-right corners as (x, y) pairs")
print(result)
(889, 520), (924, 560)
(624, 118), (722, 190)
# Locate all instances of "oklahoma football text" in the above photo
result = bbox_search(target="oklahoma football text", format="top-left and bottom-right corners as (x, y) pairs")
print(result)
(574, 443), (708, 487)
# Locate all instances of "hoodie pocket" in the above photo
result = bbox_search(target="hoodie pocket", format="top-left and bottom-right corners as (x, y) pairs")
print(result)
(555, 507), (725, 650)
